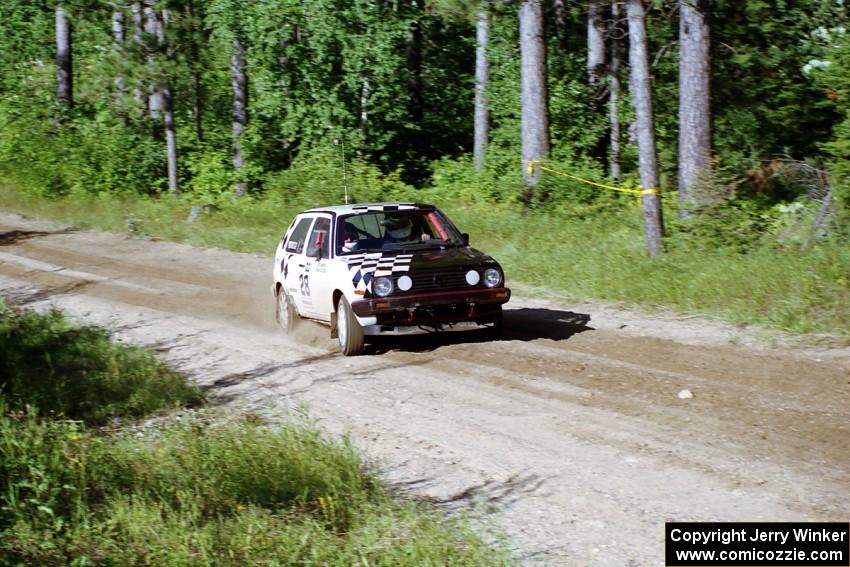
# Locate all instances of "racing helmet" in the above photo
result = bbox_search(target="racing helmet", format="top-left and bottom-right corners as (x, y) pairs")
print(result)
(383, 215), (413, 239)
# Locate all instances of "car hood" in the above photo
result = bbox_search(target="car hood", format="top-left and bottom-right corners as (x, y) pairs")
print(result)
(340, 245), (502, 298)
(408, 246), (499, 270)
(340, 245), (499, 272)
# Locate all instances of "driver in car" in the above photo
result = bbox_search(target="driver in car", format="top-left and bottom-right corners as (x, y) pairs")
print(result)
(339, 221), (361, 253)
(382, 215), (432, 243)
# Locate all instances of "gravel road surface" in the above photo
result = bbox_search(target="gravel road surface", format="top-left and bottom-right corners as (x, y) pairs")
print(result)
(1, 212), (847, 565)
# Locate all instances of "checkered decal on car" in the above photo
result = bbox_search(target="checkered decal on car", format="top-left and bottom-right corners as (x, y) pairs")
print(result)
(350, 203), (418, 213)
(344, 252), (413, 297)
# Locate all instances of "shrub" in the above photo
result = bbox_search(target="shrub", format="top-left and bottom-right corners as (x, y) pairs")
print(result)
(0, 412), (512, 566)
(0, 303), (203, 425)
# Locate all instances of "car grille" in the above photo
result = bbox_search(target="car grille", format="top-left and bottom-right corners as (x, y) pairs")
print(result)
(397, 269), (482, 294)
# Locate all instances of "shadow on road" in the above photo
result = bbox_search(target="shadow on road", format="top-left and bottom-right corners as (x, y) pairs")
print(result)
(502, 307), (593, 341)
(0, 228), (78, 246)
(369, 307), (593, 354)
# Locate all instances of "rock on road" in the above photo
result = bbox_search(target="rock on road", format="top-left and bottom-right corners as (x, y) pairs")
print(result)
(1, 211), (848, 566)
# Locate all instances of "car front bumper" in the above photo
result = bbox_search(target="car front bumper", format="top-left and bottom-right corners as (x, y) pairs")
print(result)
(351, 287), (510, 327)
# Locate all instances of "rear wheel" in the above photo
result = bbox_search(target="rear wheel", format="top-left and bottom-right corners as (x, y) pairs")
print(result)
(337, 297), (365, 356)
(275, 287), (297, 332)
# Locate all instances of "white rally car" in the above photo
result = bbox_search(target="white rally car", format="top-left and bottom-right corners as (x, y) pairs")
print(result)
(272, 202), (511, 355)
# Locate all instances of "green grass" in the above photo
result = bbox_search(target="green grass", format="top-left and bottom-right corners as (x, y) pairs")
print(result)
(0, 410), (511, 566)
(1, 184), (848, 338)
(0, 302), (204, 424)
(444, 204), (850, 337)
(0, 304), (512, 565)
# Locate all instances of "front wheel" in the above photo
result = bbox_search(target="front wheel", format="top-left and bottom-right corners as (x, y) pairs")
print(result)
(337, 297), (365, 356)
(275, 287), (297, 333)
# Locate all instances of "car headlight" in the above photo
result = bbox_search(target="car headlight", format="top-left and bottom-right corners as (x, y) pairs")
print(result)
(373, 276), (394, 297)
(483, 268), (502, 288)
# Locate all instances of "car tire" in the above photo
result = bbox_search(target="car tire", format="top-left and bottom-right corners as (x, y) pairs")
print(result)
(337, 297), (365, 356)
(275, 287), (298, 333)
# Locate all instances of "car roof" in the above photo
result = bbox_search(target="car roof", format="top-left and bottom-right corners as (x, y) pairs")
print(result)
(302, 202), (435, 216)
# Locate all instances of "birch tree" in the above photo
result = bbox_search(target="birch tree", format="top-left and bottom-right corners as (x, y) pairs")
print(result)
(677, 0), (711, 219)
(519, 0), (549, 196)
(587, 0), (606, 89)
(609, 1), (623, 183)
(144, 2), (164, 121)
(163, 83), (178, 192)
(188, 0), (204, 142)
(627, 0), (664, 256)
(162, 8), (178, 194)
(552, 0), (568, 77)
(112, 8), (125, 115)
(131, 2), (147, 112)
(55, 4), (72, 112)
(232, 32), (248, 195)
(143, 3), (177, 192)
(473, 5), (490, 171)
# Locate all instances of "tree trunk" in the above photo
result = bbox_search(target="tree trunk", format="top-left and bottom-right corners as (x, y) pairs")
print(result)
(609, 1), (623, 183)
(144, 2), (163, 121)
(112, 9), (125, 116)
(232, 35), (248, 196)
(677, 0), (711, 219)
(587, 0), (606, 89)
(405, 0), (424, 127)
(552, 0), (568, 77)
(473, 7), (490, 172)
(519, 0), (550, 196)
(188, 0), (203, 142)
(131, 2), (147, 112)
(279, 31), (290, 100)
(55, 5), (73, 111)
(627, 0), (664, 257)
(163, 85), (178, 192)
(359, 76), (370, 133)
(279, 28), (297, 163)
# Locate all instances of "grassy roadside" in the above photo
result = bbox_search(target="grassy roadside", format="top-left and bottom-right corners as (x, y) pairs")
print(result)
(0, 303), (512, 565)
(1, 184), (848, 338)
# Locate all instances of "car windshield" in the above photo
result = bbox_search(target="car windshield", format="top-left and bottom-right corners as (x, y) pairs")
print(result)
(336, 208), (465, 255)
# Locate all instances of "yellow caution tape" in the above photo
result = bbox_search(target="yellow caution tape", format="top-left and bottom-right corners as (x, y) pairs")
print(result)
(527, 160), (659, 196)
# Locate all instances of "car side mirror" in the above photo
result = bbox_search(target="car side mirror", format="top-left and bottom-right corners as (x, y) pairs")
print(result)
(461, 233), (470, 246)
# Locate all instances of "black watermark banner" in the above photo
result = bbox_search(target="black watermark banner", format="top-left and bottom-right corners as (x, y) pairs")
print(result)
(666, 522), (849, 566)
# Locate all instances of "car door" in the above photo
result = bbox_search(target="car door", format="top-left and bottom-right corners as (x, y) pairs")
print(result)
(299, 215), (333, 320)
(280, 215), (315, 315)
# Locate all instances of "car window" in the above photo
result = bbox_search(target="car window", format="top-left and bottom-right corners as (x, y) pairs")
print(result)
(285, 217), (313, 254)
(306, 217), (331, 258)
(336, 209), (464, 254)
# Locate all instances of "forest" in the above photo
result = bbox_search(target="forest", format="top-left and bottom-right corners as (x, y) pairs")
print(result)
(0, 0), (848, 334)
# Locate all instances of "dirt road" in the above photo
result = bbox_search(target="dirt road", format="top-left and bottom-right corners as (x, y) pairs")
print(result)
(1, 211), (848, 566)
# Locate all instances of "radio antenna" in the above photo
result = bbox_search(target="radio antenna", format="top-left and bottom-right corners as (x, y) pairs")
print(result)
(335, 138), (349, 205)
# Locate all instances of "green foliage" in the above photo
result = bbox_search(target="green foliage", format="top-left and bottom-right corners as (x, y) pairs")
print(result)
(264, 145), (418, 208)
(0, 0), (848, 337)
(0, 300), (509, 564)
(708, 0), (842, 173)
(1, 0), (847, 202)
(0, 410), (511, 566)
(0, 304), (203, 425)
(446, 201), (849, 337)
(3, 174), (848, 338)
